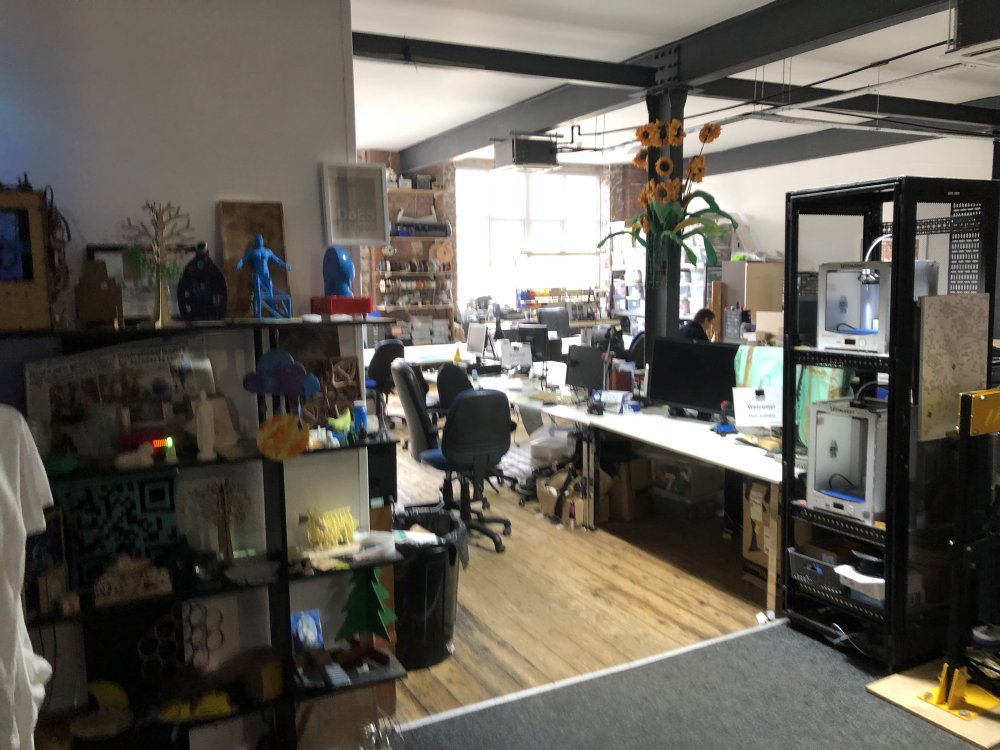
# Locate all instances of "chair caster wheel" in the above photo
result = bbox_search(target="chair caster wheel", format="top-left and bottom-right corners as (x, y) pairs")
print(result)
(518, 498), (525, 507)
(502, 524), (512, 536)
(494, 541), (506, 553)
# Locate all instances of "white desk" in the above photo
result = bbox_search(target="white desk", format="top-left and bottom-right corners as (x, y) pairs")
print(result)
(481, 377), (783, 609)
(364, 342), (470, 368)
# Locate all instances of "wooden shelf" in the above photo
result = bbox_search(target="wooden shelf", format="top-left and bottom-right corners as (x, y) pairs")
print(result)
(388, 187), (441, 195)
(389, 234), (453, 241)
(381, 304), (454, 311)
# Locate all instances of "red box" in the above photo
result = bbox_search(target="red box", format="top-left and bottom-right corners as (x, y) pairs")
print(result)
(310, 296), (373, 315)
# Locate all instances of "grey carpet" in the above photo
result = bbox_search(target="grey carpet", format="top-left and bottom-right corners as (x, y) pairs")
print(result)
(404, 623), (972, 750)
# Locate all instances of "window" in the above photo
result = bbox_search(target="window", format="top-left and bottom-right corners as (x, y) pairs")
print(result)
(456, 168), (602, 308)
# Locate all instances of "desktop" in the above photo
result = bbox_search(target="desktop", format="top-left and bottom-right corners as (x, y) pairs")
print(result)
(514, 323), (550, 362)
(467, 322), (489, 356)
(647, 338), (739, 418)
(565, 345), (605, 393)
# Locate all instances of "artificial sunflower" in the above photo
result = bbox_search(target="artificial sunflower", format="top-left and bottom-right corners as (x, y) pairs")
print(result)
(641, 215), (650, 234)
(654, 156), (674, 177)
(686, 155), (706, 183)
(665, 119), (686, 147)
(632, 149), (648, 170)
(698, 123), (722, 144)
(653, 182), (671, 203)
(665, 177), (683, 201)
(637, 184), (651, 209)
(635, 123), (655, 146)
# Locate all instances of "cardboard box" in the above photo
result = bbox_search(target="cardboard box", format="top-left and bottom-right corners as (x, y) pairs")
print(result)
(537, 468), (611, 526)
(754, 311), (784, 344)
(649, 454), (723, 502)
(742, 480), (773, 569)
(609, 459), (652, 521)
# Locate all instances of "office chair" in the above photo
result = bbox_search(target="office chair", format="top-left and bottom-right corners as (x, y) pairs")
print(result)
(424, 389), (512, 552)
(365, 338), (404, 440)
(537, 307), (572, 338)
(436, 362), (473, 412)
(626, 331), (646, 370)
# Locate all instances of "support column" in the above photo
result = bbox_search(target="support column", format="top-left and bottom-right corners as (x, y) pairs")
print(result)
(643, 88), (687, 365)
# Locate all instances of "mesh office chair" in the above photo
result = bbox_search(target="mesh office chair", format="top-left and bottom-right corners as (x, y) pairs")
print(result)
(365, 338), (404, 440)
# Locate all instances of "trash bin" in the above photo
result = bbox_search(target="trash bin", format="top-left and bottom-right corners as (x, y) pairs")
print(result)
(392, 510), (467, 669)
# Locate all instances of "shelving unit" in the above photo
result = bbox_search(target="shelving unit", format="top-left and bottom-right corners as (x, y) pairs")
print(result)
(7, 320), (403, 749)
(781, 177), (999, 669)
(370, 187), (456, 343)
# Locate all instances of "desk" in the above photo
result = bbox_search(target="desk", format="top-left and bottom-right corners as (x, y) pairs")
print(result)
(481, 377), (783, 610)
(364, 342), (469, 368)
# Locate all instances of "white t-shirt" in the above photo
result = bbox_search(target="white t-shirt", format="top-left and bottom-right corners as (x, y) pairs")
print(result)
(0, 405), (54, 750)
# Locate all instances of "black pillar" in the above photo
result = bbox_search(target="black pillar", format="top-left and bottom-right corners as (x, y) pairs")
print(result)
(644, 88), (686, 366)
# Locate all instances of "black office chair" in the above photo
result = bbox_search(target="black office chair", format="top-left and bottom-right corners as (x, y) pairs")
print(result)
(422, 389), (512, 552)
(391, 360), (439, 463)
(626, 331), (646, 370)
(436, 362), (473, 412)
(366, 338), (404, 440)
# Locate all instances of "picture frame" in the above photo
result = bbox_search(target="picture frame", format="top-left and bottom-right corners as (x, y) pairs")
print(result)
(0, 190), (51, 330)
(320, 163), (389, 246)
(86, 244), (158, 323)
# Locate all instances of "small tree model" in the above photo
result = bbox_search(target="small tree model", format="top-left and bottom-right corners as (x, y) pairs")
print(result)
(123, 201), (195, 328)
(195, 479), (248, 561)
(334, 567), (397, 667)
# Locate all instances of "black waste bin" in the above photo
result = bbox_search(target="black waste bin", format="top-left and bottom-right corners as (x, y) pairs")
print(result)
(392, 510), (467, 669)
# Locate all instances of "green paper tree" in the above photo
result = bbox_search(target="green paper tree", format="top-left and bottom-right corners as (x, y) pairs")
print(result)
(336, 567), (397, 643)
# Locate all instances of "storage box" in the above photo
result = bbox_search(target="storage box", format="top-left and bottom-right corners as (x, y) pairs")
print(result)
(742, 480), (773, 569)
(609, 458), (652, 521)
(649, 454), (723, 502)
(537, 468), (611, 526)
(788, 546), (848, 596)
(650, 486), (718, 520)
(310, 296), (373, 315)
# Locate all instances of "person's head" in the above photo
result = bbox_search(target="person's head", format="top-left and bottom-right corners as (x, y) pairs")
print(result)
(693, 308), (715, 335)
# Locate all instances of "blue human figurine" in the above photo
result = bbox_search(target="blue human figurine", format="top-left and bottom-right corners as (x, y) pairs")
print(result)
(322, 245), (355, 297)
(236, 234), (292, 318)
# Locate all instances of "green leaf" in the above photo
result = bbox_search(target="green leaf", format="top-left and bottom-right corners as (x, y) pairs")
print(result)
(682, 243), (698, 265)
(686, 190), (738, 228)
(703, 236), (718, 265)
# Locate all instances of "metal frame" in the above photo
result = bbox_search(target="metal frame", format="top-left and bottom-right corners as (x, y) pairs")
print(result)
(781, 176), (999, 669)
(378, 0), (949, 170)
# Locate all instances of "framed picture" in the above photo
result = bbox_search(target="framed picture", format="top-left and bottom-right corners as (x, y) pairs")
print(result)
(0, 190), (51, 330)
(320, 163), (389, 246)
(86, 244), (159, 323)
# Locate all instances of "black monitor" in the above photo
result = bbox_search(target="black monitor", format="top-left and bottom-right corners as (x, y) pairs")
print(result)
(566, 345), (604, 392)
(514, 323), (549, 362)
(537, 307), (572, 338)
(647, 338), (738, 416)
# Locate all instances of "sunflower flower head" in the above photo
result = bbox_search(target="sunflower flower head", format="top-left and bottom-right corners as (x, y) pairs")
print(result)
(635, 123), (655, 147)
(666, 119), (686, 147)
(698, 123), (722, 144)
(632, 149), (648, 170)
(654, 156), (674, 177)
(641, 215), (650, 235)
(665, 177), (683, 202)
(686, 155), (707, 183)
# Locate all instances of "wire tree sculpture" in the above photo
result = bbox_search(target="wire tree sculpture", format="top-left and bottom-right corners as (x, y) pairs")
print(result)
(123, 201), (195, 328)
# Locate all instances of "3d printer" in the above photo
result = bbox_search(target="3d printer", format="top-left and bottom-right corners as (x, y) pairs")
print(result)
(806, 398), (888, 526)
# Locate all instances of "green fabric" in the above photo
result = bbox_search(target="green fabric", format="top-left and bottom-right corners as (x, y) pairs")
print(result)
(734, 345), (851, 446)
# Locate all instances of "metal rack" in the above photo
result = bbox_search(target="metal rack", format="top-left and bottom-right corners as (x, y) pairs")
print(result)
(781, 177), (999, 669)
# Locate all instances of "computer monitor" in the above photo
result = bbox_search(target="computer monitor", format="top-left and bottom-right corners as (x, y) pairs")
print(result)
(566, 345), (605, 392)
(647, 338), (739, 417)
(515, 323), (549, 362)
(537, 307), (572, 338)
(467, 322), (489, 356)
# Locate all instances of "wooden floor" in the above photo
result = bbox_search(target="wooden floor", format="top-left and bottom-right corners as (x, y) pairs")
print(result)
(390, 418), (766, 724)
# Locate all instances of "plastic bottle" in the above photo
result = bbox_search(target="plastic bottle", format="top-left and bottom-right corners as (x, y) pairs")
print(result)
(470, 368), (480, 390)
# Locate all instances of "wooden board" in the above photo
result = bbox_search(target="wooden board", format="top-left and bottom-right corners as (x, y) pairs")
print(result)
(217, 201), (287, 318)
(868, 662), (1000, 749)
(918, 293), (990, 442)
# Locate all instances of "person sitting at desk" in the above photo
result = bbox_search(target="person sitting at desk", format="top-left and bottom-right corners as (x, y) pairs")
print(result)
(678, 308), (715, 342)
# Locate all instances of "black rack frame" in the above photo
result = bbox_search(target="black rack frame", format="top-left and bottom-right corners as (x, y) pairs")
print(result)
(781, 176), (1000, 669)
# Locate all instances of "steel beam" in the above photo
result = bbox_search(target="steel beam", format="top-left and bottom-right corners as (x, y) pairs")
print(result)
(695, 77), (1000, 130)
(706, 128), (929, 176)
(398, 0), (948, 169)
(352, 33), (656, 89)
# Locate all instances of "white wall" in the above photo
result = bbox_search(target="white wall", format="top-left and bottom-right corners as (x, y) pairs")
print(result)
(0, 0), (356, 308)
(706, 137), (995, 266)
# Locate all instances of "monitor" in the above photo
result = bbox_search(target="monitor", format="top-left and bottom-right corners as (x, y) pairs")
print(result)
(537, 307), (572, 338)
(467, 322), (488, 356)
(647, 338), (738, 416)
(515, 323), (549, 362)
(566, 345), (605, 392)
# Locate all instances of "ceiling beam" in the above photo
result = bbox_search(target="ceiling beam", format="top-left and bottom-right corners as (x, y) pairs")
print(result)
(397, 0), (947, 170)
(707, 128), (929, 175)
(694, 78), (1000, 130)
(352, 33), (656, 89)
